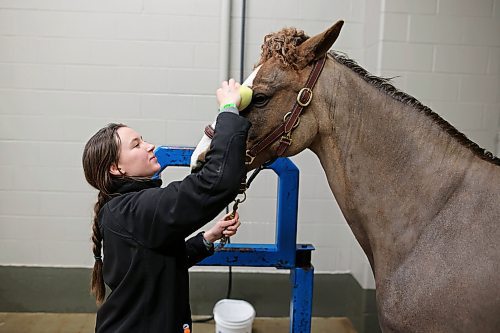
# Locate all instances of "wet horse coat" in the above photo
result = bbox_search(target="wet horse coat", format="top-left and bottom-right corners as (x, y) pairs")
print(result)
(193, 21), (500, 332)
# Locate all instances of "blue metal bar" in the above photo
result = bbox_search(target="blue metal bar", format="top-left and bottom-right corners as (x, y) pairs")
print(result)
(152, 146), (194, 179)
(154, 146), (301, 269)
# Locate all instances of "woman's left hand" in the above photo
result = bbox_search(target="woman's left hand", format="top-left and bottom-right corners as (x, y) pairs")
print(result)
(203, 212), (241, 243)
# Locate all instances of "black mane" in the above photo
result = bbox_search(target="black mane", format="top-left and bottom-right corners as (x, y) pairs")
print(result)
(329, 50), (500, 166)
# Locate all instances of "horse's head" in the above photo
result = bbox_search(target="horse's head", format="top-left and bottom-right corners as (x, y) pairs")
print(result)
(191, 20), (344, 171)
(242, 20), (344, 169)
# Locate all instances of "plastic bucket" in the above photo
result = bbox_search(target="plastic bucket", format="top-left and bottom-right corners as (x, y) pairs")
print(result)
(213, 299), (255, 333)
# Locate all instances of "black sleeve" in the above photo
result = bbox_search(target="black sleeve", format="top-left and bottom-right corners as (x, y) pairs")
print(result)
(105, 112), (250, 249)
(185, 232), (214, 267)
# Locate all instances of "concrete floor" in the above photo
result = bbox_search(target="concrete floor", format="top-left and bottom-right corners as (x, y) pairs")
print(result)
(0, 313), (357, 333)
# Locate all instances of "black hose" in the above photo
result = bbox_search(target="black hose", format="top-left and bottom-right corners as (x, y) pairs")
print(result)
(239, 0), (247, 83)
(193, 0), (246, 324)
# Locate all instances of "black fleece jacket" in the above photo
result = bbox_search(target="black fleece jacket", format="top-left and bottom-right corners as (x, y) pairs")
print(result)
(95, 112), (250, 333)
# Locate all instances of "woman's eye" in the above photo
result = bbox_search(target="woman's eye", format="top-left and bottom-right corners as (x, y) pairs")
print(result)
(134, 138), (145, 148)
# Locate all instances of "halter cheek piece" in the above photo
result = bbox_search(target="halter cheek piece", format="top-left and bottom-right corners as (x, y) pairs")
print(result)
(245, 56), (327, 164)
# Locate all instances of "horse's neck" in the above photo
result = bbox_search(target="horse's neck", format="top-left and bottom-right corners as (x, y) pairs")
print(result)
(310, 61), (494, 276)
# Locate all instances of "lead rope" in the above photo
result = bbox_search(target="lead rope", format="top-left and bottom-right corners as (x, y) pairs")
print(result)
(214, 159), (273, 251)
(216, 194), (245, 250)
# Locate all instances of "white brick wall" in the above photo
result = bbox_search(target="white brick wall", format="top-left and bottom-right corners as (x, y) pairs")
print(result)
(379, 0), (500, 152)
(1, 0), (498, 290)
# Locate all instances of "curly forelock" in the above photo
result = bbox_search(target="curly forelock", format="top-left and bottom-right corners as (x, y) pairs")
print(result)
(256, 27), (311, 69)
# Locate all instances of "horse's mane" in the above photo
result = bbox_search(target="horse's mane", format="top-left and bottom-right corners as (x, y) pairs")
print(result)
(257, 27), (500, 166)
(329, 51), (500, 166)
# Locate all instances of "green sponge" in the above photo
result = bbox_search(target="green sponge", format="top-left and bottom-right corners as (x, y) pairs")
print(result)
(239, 85), (253, 111)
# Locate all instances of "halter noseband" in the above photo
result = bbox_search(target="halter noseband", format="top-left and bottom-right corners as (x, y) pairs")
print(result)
(245, 55), (327, 164)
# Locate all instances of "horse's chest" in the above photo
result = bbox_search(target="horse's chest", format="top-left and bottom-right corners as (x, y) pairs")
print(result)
(375, 249), (498, 333)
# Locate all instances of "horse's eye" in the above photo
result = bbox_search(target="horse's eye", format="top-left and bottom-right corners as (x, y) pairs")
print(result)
(252, 93), (269, 107)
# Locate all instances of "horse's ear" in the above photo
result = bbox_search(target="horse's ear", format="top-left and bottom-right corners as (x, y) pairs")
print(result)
(296, 20), (344, 68)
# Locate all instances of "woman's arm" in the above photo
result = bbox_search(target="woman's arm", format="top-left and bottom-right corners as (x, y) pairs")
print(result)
(105, 111), (250, 249)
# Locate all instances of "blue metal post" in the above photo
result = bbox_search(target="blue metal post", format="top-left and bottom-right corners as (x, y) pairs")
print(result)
(290, 244), (315, 333)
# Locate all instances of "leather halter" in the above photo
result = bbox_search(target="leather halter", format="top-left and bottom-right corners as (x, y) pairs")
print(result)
(204, 124), (215, 138)
(245, 56), (327, 165)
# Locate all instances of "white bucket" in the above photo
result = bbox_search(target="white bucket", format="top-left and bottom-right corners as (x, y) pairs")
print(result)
(213, 299), (255, 333)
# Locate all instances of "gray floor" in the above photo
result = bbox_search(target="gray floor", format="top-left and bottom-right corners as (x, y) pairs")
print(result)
(0, 313), (357, 333)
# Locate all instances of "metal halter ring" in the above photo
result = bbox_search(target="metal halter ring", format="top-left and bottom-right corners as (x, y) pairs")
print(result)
(245, 150), (255, 165)
(283, 112), (300, 129)
(236, 192), (247, 204)
(297, 87), (313, 106)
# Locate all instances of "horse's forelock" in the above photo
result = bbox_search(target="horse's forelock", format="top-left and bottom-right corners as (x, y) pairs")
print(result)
(256, 27), (310, 69)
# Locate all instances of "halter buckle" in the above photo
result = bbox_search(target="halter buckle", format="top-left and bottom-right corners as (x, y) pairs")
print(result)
(279, 133), (292, 146)
(239, 180), (248, 194)
(297, 87), (313, 107)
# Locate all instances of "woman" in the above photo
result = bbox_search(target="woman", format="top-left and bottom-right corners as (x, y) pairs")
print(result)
(82, 79), (250, 332)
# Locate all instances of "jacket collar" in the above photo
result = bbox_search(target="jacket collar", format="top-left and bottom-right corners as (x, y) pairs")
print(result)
(110, 177), (162, 195)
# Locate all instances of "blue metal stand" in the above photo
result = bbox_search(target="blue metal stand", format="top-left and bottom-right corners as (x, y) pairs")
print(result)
(154, 146), (315, 333)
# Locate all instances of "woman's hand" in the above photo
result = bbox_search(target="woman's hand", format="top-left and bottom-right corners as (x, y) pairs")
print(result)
(216, 78), (241, 109)
(203, 212), (241, 243)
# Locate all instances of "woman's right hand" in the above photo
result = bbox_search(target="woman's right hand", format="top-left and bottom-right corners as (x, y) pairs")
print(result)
(216, 78), (241, 109)
(203, 212), (241, 243)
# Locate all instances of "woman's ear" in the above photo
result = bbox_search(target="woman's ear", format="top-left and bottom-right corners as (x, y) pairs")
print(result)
(109, 163), (123, 176)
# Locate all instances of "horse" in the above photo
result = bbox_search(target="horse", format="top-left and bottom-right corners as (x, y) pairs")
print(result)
(192, 21), (500, 332)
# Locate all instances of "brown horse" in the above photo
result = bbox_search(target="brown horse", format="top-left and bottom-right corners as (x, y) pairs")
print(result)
(193, 21), (500, 332)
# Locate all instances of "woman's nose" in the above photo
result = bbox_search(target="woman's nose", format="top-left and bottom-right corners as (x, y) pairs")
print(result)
(146, 142), (155, 152)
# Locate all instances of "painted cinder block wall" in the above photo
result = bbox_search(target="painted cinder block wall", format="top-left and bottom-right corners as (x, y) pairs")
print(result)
(0, 0), (498, 293)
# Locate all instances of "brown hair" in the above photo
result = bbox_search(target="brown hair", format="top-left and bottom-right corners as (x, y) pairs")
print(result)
(82, 123), (126, 305)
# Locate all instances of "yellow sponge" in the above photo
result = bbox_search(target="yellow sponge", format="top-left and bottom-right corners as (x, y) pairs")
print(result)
(239, 85), (253, 111)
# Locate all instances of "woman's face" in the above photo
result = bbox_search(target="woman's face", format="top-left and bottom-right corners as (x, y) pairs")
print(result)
(110, 127), (161, 178)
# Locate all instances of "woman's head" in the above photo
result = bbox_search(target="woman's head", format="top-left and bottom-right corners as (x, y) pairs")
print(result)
(82, 123), (161, 195)
(109, 126), (160, 178)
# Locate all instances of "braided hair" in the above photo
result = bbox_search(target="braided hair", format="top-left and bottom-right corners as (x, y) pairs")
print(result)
(82, 123), (126, 305)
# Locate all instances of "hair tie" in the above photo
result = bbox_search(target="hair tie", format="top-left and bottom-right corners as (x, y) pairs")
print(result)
(94, 255), (102, 261)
